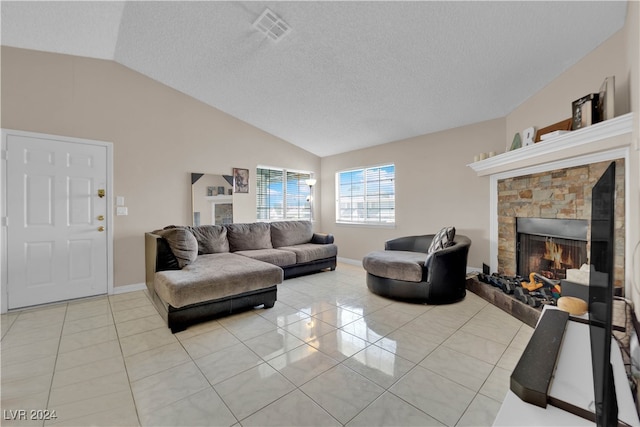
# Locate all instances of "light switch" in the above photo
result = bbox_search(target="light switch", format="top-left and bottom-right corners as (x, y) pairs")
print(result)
(116, 207), (128, 216)
(116, 196), (125, 206)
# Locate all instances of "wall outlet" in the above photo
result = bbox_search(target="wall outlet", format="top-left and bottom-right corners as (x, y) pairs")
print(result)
(116, 206), (128, 216)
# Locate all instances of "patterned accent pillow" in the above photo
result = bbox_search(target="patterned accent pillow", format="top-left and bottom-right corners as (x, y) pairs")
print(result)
(428, 226), (456, 254)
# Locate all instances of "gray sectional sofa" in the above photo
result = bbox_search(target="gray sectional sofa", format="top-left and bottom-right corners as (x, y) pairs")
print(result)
(145, 220), (337, 332)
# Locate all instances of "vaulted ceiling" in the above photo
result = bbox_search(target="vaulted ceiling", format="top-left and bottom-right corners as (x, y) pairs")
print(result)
(1, 1), (628, 156)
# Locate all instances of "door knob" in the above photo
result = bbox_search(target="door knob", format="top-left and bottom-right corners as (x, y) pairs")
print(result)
(98, 226), (105, 232)
(97, 215), (105, 221)
(97, 189), (105, 198)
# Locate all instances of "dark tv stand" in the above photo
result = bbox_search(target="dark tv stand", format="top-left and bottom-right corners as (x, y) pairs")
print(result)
(494, 306), (639, 426)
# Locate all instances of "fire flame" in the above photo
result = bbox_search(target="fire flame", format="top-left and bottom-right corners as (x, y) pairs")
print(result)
(543, 237), (573, 269)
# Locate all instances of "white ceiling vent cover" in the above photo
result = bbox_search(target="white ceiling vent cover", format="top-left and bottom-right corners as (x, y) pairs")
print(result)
(253, 8), (291, 42)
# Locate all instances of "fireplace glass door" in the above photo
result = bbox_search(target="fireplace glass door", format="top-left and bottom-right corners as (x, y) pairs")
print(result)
(516, 218), (588, 280)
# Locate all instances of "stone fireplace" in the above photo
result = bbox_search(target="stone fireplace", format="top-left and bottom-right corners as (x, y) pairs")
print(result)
(496, 159), (625, 289)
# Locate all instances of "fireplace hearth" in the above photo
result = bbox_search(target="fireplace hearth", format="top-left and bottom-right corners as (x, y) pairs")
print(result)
(516, 218), (588, 281)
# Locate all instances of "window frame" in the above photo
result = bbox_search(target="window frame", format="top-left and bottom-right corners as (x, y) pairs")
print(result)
(256, 166), (313, 222)
(335, 163), (395, 226)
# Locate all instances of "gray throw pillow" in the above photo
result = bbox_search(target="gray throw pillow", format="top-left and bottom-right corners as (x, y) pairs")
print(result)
(226, 222), (273, 251)
(157, 227), (198, 268)
(428, 226), (456, 254)
(190, 225), (229, 254)
(270, 221), (313, 247)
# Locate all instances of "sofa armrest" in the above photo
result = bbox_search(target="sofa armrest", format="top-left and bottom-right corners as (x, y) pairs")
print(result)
(311, 233), (334, 244)
(385, 235), (433, 253)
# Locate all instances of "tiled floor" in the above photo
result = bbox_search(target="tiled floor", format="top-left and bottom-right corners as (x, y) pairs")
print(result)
(1, 263), (533, 426)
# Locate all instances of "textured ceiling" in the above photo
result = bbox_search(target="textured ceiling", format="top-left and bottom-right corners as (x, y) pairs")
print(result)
(1, 1), (628, 157)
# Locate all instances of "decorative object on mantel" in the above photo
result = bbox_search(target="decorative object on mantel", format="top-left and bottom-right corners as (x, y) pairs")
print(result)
(207, 186), (214, 196)
(509, 132), (522, 151)
(473, 152), (497, 162)
(535, 118), (573, 142)
(598, 75), (615, 122)
(232, 167), (249, 193)
(571, 93), (600, 130)
(522, 127), (536, 146)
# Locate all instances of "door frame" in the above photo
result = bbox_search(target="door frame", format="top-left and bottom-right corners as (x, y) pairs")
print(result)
(1, 129), (114, 313)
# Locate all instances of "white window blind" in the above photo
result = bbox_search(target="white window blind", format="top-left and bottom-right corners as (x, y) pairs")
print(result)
(336, 164), (395, 224)
(256, 167), (312, 221)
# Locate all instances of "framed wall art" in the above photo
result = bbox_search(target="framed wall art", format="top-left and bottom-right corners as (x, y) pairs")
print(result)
(233, 168), (249, 193)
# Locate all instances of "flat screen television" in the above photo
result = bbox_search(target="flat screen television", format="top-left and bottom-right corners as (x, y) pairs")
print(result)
(588, 161), (618, 426)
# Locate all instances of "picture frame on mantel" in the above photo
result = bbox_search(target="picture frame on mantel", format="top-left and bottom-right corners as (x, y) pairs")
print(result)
(535, 118), (573, 142)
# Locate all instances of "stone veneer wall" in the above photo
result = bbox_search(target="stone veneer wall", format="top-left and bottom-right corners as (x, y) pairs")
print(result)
(497, 159), (625, 288)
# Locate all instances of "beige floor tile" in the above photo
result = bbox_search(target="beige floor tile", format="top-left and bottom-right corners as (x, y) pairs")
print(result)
(309, 328), (368, 361)
(343, 345), (416, 389)
(1, 324), (64, 349)
(241, 389), (340, 427)
(45, 389), (135, 426)
(456, 393), (502, 427)
(138, 388), (236, 427)
(58, 324), (118, 353)
(48, 369), (130, 407)
(2, 355), (57, 384)
(282, 317), (337, 343)
(119, 326), (178, 357)
(268, 343), (339, 386)
(479, 366), (512, 402)
(1, 373), (53, 401)
(375, 328), (439, 363)
(54, 340), (122, 372)
(125, 341), (191, 382)
(195, 342), (262, 385)
(346, 391), (443, 427)
(1, 338), (61, 366)
(389, 366), (475, 426)
(443, 330), (508, 365)
(130, 362), (210, 418)
(62, 312), (114, 335)
(112, 304), (160, 324)
(300, 364), (385, 424)
(115, 314), (165, 338)
(242, 328), (306, 361)
(420, 346), (494, 391)
(179, 327), (241, 359)
(213, 363), (295, 421)
(52, 356), (126, 389)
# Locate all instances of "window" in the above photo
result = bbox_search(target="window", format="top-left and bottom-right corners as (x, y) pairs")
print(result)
(256, 167), (312, 221)
(336, 164), (395, 224)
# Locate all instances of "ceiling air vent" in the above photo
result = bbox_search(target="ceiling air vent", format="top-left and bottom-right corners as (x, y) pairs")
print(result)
(252, 8), (291, 42)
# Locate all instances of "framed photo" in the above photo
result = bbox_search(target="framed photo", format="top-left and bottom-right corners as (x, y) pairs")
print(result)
(207, 186), (214, 196)
(233, 168), (249, 193)
(535, 118), (572, 142)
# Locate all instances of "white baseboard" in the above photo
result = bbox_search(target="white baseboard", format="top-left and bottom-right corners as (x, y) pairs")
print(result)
(111, 282), (147, 295)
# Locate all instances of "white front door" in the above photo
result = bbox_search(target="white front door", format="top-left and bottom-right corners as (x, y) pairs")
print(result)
(4, 131), (110, 309)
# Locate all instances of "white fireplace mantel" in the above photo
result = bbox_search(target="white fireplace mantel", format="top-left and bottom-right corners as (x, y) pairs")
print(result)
(470, 112), (635, 292)
(468, 113), (633, 176)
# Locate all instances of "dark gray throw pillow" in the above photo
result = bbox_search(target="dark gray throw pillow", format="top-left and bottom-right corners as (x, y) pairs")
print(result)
(428, 226), (456, 254)
(157, 227), (198, 268)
